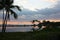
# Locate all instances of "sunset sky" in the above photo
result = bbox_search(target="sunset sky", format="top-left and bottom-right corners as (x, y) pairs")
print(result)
(0, 0), (60, 24)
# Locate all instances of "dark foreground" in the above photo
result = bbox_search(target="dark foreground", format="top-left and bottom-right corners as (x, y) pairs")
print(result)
(0, 28), (60, 40)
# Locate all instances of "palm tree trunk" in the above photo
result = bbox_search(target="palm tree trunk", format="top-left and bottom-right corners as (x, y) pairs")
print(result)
(2, 9), (8, 32)
(2, 9), (5, 32)
(4, 10), (8, 32)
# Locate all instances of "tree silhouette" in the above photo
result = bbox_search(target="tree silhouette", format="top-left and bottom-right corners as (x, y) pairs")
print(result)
(32, 20), (42, 31)
(32, 20), (39, 23)
(0, 0), (21, 32)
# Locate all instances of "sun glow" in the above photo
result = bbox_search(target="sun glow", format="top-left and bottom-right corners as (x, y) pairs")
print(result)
(0, 20), (60, 25)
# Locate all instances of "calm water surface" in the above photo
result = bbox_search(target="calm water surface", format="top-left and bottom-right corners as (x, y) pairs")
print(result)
(0, 26), (39, 32)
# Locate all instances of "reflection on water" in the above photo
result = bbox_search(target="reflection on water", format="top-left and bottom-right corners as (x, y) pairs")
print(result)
(6, 26), (33, 32)
(0, 26), (46, 32)
(0, 26), (39, 32)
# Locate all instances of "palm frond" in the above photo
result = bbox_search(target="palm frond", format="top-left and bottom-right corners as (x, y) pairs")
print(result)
(5, 0), (13, 6)
(10, 5), (22, 11)
(9, 9), (18, 19)
(7, 11), (10, 20)
(13, 13), (18, 19)
(15, 6), (21, 11)
(0, 4), (3, 10)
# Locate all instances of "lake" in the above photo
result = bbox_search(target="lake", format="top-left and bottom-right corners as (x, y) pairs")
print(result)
(0, 26), (39, 32)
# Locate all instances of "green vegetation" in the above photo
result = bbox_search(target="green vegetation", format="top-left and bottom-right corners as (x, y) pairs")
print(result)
(0, 28), (60, 40)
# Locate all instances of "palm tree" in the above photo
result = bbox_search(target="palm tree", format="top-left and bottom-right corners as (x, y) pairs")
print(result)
(0, 0), (21, 32)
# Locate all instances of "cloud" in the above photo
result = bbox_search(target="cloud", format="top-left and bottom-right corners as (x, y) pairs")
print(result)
(49, 13), (60, 19)
(36, 0), (60, 20)
(0, 10), (4, 20)
(6, 0), (60, 21)
(18, 15), (26, 19)
(45, 0), (57, 3)
(14, 0), (28, 5)
(0, 0), (60, 21)
(14, 0), (57, 11)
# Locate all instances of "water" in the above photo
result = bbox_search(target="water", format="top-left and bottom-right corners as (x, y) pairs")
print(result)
(0, 26), (39, 32)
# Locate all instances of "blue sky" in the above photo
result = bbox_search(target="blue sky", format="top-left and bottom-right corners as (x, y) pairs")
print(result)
(0, 0), (60, 22)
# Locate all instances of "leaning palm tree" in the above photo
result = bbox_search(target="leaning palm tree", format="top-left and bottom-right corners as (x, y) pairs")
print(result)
(0, 0), (21, 32)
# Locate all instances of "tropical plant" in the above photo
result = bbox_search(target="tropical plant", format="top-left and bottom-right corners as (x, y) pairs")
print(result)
(0, 0), (21, 32)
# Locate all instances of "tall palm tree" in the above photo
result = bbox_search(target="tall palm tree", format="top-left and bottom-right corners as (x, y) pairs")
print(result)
(0, 0), (21, 32)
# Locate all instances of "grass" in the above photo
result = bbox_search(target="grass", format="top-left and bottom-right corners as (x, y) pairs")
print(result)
(0, 28), (60, 40)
